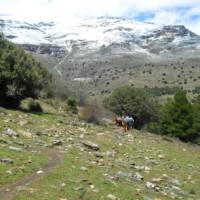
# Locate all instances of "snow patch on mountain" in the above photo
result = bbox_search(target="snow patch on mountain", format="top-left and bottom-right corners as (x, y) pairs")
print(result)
(1, 16), (200, 57)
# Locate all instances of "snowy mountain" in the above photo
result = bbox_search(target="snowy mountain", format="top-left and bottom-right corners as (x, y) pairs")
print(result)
(1, 16), (200, 97)
(1, 16), (200, 58)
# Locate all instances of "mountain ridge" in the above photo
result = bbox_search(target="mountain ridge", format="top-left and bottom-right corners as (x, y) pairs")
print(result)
(1, 16), (200, 98)
(1, 16), (200, 58)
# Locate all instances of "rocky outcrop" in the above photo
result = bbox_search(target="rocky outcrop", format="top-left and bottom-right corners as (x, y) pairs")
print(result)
(21, 44), (66, 58)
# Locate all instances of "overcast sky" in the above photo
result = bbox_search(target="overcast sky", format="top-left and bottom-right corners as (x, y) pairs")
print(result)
(0, 0), (200, 34)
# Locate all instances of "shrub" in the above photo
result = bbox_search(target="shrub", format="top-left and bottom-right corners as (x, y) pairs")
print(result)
(104, 86), (158, 128)
(192, 96), (200, 142)
(65, 97), (77, 114)
(0, 33), (52, 108)
(149, 91), (200, 143)
(79, 100), (101, 124)
(20, 98), (43, 112)
(154, 91), (193, 141)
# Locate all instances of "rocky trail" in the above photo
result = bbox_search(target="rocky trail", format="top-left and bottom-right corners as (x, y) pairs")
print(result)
(0, 148), (61, 200)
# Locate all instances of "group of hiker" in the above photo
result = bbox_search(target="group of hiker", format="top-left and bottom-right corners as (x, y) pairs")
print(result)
(115, 115), (134, 132)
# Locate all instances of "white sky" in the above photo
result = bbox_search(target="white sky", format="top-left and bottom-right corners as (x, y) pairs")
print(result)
(0, 0), (200, 34)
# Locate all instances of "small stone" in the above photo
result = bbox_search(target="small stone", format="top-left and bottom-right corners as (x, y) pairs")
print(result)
(135, 188), (141, 194)
(133, 172), (143, 181)
(170, 178), (181, 186)
(90, 184), (95, 189)
(19, 130), (32, 138)
(6, 170), (13, 174)
(4, 128), (19, 137)
(36, 170), (44, 174)
(52, 140), (63, 146)
(3, 119), (12, 123)
(107, 194), (119, 200)
(61, 183), (66, 187)
(80, 166), (88, 171)
(95, 152), (104, 158)
(162, 174), (169, 179)
(151, 178), (163, 183)
(8, 146), (22, 152)
(19, 120), (28, 126)
(0, 158), (14, 164)
(158, 154), (165, 159)
(146, 182), (156, 189)
(82, 141), (99, 151)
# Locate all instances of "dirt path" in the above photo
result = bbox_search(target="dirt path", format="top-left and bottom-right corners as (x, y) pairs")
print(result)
(0, 148), (61, 200)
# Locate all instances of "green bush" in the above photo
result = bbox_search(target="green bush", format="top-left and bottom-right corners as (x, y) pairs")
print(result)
(65, 97), (77, 114)
(0, 33), (52, 108)
(20, 98), (43, 112)
(104, 86), (158, 128)
(148, 91), (200, 143)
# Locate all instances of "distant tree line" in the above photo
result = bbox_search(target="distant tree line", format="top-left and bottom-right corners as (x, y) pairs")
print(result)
(0, 33), (52, 108)
(145, 86), (180, 96)
(104, 86), (200, 144)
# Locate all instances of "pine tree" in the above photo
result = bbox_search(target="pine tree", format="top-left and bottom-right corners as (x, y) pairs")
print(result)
(159, 90), (193, 141)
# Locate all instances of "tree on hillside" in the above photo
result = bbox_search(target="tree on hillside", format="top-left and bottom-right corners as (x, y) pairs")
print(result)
(104, 86), (158, 128)
(152, 90), (194, 141)
(0, 33), (52, 108)
(192, 96), (200, 142)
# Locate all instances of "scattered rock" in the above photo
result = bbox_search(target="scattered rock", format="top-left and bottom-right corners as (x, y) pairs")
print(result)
(95, 152), (104, 158)
(8, 146), (23, 152)
(80, 166), (88, 171)
(117, 171), (131, 178)
(19, 130), (32, 138)
(51, 140), (63, 146)
(36, 170), (44, 174)
(3, 119), (12, 123)
(0, 158), (14, 164)
(19, 120), (29, 126)
(158, 154), (166, 159)
(4, 128), (19, 137)
(135, 188), (141, 194)
(0, 138), (11, 144)
(133, 172), (144, 181)
(107, 194), (119, 200)
(82, 141), (99, 151)
(169, 178), (181, 186)
(6, 170), (13, 174)
(151, 178), (163, 183)
(146, 182), (156, 189)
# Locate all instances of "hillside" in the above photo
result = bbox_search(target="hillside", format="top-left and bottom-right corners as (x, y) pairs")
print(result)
(0, 102), (200, 200)
(1, 17), (200, 98)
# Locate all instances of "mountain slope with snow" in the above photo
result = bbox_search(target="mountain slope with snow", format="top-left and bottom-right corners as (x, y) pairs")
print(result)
(1, 16), (200, 58)
(1, 16), (200, 98)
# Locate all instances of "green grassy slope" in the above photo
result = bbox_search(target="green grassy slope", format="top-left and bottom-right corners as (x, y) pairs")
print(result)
(0, 102), (200, 200)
